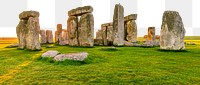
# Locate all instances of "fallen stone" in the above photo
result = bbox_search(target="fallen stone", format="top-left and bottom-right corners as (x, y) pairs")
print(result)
(54, 52), (88, 61)
(42, 50), (60, 58)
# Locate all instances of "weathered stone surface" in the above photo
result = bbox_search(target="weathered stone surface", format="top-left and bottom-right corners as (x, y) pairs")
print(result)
(102, 26), (107, 46)
(160, 11), (186, 50)
(68, 6), (93, 16)
(57, 24), (62, 33)
(78, 13), (94, 47)
(96, 30), (102, 39)
(147, 27), (155, 41)
(25, 17), (41, 50)
(46, 30), (54, 43)
(126, 20), (137, 42)
(156, 35), (160, 40)
(63, 31), (68, 41)
(16, 20), (27, 49)
(19, 11), (39, 20)
(101, 23), (110, 27)
(124, 41), (134, 46)
(40, 30), (46, 44)
(124, 14), (137, 21)
(55, 31), (59, 43)
(42, 50), (60, 58)
(113, 4), (124, 46)
(67, 16), (79, 46)
(54, 52), (88, 61)
(107, 26), (113, 45)
(59, 40), (69, 46)
(17, 11), (41, 50)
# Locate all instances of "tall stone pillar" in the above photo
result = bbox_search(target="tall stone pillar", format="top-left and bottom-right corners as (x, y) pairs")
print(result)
(113, 4), (124, 46)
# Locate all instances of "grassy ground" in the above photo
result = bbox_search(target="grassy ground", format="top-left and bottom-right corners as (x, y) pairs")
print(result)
(0, 37), (200, 84)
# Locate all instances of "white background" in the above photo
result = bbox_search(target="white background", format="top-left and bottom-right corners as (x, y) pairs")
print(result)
(0, 0), (199, 37)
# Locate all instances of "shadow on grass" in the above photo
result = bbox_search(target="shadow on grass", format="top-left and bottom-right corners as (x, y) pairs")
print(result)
(99, 47), (119, 52)
(16, 48), (42, 52)
(157, 49), (189, 52)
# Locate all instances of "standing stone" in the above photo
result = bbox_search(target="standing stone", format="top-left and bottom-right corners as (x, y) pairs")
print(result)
(17, 11), (41, 50)
(113, 4), (124, 46)
(46, 30), (54, 43)
(147, 27), (155, 41)
(55, 24), (63, 44)
(107, 26), (113, 45)
(16, 20), (27, 49)
(96, 30), (102, 39)
(160, 11), (186, 50)
(57, 24), (62, 33)
(78, 13), (94, 47)
(126, 20), (137, 42)
(40, 30), (46, 44)
(67, 16), (79, 46)
(95, 30), (103, 46)
(62, 30), (68, 41)
(102, 26), (107, 46)
(25, 16), (41, 50)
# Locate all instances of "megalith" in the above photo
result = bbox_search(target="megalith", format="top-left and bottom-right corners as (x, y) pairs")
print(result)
(16, 11), (41, 50)
(113, 4), (124, 46)
(160, 11), (186, 50)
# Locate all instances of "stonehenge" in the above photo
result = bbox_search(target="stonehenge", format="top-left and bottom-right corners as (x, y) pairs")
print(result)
(160, 11), (186, 50)
(15, 5), (187, 50)
(67, 6), (94, 47)
(16, 11), (41, 51)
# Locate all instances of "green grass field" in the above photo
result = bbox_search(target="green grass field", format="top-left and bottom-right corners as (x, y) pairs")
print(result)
(0, 37), (200, 84)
